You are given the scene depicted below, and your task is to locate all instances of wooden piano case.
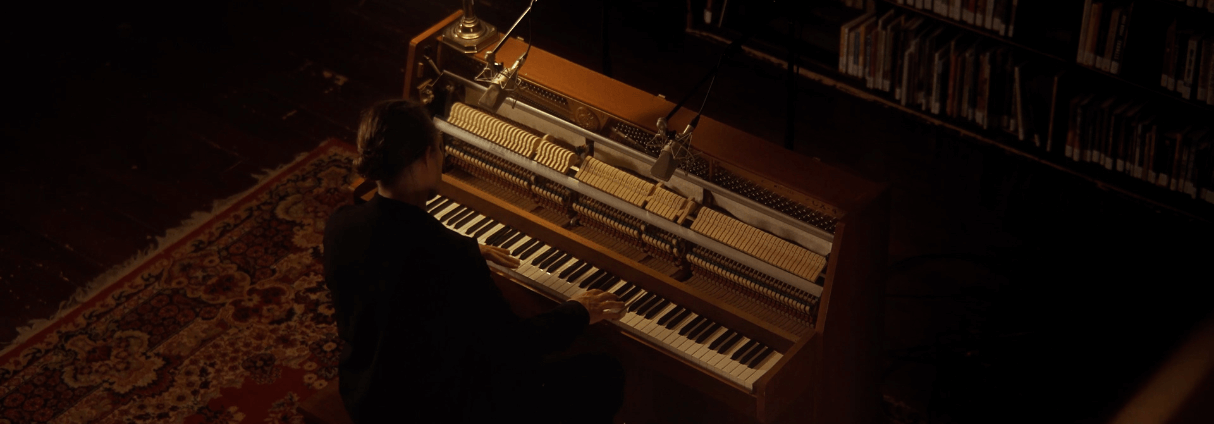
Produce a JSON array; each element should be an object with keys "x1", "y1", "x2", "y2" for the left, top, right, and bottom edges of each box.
[{"x1": 398, "y1": 11, "x2": 890, "y2": 424}]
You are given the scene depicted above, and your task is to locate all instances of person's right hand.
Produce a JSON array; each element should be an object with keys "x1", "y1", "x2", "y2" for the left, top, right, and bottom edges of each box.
[{"x1": 570, "y1": 289, "x2": 626, "y2": 325}]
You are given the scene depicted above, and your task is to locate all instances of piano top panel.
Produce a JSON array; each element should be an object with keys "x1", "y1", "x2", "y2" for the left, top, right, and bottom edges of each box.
[{"x1": 486, "y1": 38, "x2": 886, "y2": 216}]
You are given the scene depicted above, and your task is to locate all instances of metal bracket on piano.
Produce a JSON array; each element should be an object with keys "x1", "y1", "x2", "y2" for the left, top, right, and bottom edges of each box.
[
  {"x1": 442, "y1": 71, "x2": 834, "y2": 256},
  {"x1": 437, "y1": 118, "x2": 824, "y2": 297}
]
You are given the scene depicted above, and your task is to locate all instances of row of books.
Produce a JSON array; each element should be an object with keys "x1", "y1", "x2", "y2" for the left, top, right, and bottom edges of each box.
[
  {"x1": 1065, "y1": 95, "x2": 1213, "y2": 203},
  {"x1": 839, "y1": 9, "x2": 1061, "y2": 146},
  {"x1": 892, "y1": 0, "x2": 1021, "y2": 37},
  {"x1": 1161, "y1": 21, "x2": 1214, "y2": 103},
  {"x1": 1075, "y1": 0, "x2": 1133, "y2": 75},
  {"x1": 1169, "y1": 0, "x2": 1214, "y2": 12}
]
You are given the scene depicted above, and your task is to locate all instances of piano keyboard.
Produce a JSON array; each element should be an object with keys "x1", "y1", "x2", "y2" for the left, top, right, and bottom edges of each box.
[{"x1": 425, "y1": 194, "x2": 784, "y2": 390}]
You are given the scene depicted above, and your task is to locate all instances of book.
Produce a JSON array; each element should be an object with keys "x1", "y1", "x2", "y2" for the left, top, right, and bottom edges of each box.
[
  {"x1": 872, "y1": 10, "x2": 897, "y2": 90},
  {"x1": 952, "y1": 0, "x2": 963, "y2": 20},
  {"x1": 976, "y1": 48, "x2": 992, "y2": 129},
  {"x1": 1174, "y1": 29, "x2": 1192, "y2": 96},
  {"x1": 1198, "y1": 38, "x2": 1213, "y2": 103},
  {"x1": 1066, "y1": 93, "x2": 1096, "y2": 160},
  {"x1": 963, "y1": 0, "x2": 976, "y2": 24},
  {"x1": 839, "y1": 12, "x2": 872, "y2": 73},
  {"x1": 1006, "y1": 0, "x2": 1020, "y2": 37},
  {"x1": 1109, "y1": 2, "x2": 1131, "y2": 75},
  {"x1": 1083, "y1": 2, "x2": 1104, "y2": 66},
  {"x1": 1181, "y1": 31, "x2": 1202, "y2": 99},
  {"x1": 993, "y1": 0, "x2": 1009, "y2": 36},
  {"x1": 1077, "y1": 0, "x2": 1094, "y2": 64},
  {"x1": 1098, "y1": 6, "x2": 1122, "y2": 72},
  {"x1": 1094, "y1": 4, "x2": 1116, "y2": 71},
  {"x1": 983, "y1": 0, "x2": 995, "y2": 29},
  {"x1": 1162, "y1": 19, "x2": 1178, "y2": 90}
]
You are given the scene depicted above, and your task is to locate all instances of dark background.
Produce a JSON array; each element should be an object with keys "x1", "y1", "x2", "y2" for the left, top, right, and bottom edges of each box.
[{"x1": 1, "y1": 1, "x2": 1211, "y2": 423}]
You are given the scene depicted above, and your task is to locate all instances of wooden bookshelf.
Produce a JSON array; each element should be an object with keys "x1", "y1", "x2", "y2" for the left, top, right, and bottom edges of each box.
[
  {"x1": 881, "y1": 0, "x2": 1214, "y2": 115},
  {"x1": 686, "y1": 1, "x2": 1214, "y2": 223}
]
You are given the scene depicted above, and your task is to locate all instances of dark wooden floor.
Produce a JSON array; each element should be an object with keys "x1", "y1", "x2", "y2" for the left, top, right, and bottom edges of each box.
[{"x1": 3, "y1": 0, "x2": 1212, "y2": 423}]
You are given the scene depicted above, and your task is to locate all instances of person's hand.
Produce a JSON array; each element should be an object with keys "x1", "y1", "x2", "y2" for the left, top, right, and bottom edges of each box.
[
  {"x1": 570, "y1": 289, "x2": 626, "y2": 325},
  {"x1": 480, "y1": 244, "x2": 521, "y2": 269}
]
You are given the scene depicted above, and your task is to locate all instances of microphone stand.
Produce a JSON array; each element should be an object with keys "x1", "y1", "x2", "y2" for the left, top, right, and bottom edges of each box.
[{"x1": 474, "y1": 0, "x2": 537, "y2": 110}]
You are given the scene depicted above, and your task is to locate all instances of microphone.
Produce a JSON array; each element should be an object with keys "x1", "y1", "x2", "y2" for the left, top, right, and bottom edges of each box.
[
  {"x1": 477, "y1": 52, "x2": 527, "y2": 111},
  {"x1": 650, "y1": 118, "x2": 697, "y2": 182}
]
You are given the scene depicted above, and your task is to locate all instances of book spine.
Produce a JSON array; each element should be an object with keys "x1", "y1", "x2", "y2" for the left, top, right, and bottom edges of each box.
[
  {"x1": 1084, "y1": 3, "x2": 1103, "y2": 66},
  {"x1": 963, "y1": 0, "x2": 976, "y2": 24},
  {"x1": 977, "y1": 51, "x2": 990, "y2": 128},
  {"x1": 1077, "y1": 0, "x2": 1092, "y2": 63},
  {"x1": 1182, "y1": 36, "x2": 1200, "y2": 99},
  {"x1": 1198, "y1": 39, "x2": 1213, "y2": 102},
  {"x1": 993, "y1": 0, "x2": 1008, "y2": 36},
  {"x1": 1110, "y1": 6, "x2": 1128, "y2": 75},
  {"x1": 1163, "y1": 20, "x2": 1177, "y2": 90},
  {"x1": 1007, "y1": 0, "x2": 1019, "y2": 37},
  {"x1": 1095, "y1": 6, "x2": 1115, "y2": 71},
  {"x1": 840, "y1": 21, "x2": 850, "y2": 73}
]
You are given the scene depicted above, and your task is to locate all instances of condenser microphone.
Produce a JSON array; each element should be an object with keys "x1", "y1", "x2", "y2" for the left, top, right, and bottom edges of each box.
[
  {"x1": 477, "y1": 52, "x2": 527, "y2": 111},
  {"x1": 650, "y1": 118, "x2": 696, "y2": 182}
]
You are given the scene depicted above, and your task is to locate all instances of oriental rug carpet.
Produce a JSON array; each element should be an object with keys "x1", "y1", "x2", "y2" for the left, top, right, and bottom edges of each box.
[{"x1": 1, "y1": 139, "x2": 358, "y2": 424}]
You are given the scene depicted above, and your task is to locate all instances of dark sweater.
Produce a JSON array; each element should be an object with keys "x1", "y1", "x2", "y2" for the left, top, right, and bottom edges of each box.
[{"x1": 323, "y1": 194, "x2": 589, "y2": 423}]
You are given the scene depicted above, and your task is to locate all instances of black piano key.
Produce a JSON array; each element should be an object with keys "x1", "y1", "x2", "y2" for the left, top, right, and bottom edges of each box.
[
  {"x1": 694, "y1": 323, "x2": 722, "y2": 343},
  {"x1": 592, "y1": 274, "x2": 621, "y2": 290},
  {"x1": 739, "y1": 344, "x2": 765, "y2": 365},
  {"x1": 578, "y1": 269, "x2": 608, "y2": 288},
  {"x1": 447, "y1": 208, "x2": 475, "y2": 226},
  {"x1": 427, "y1": 198, "x2": 451, "y2": 214},
  {"x1": 540, "y1": 252, "x2": 566, "y2": 271},
  {"x1": 453, "y1": 211, "x2": 480, "y2": 229},
  {"x1": 543, "y1": 252, "x2": 571, "y2": 272},
  {"x1": 665, "y1": 309, "x2": 692, "y2": 329},
  {"x1": 485, "y1": 226, "x2": 512, "y2": 246},
  {"x1": 629, "y1": 293, "x2": 656, "y2": 312},
  {"x1": 565, "y1": 262, "x2": 594, "y2": 282},
  {"x1": 533, "y1": 248, "x2": 559, "y2": 268},
  {"x1": 439, "y1": 205, "x2": 466, "y2": 222},
  {"x1": 519, "y1": 242, "x2": 547, "y2": 260},
  {"x1": 581, "y1": 272, "x2": 608, "y2": 290},
  {"x1": 711, "y1": 331, "x2": 738, "y2": 352},
  {"x1": 558, "y1": 260, "x2": 586, "y2": 279},
  {"x1": 633, "y1": 294, "x2": 661, "y2": 315},
  {"x1": 685, "y1": 319, "x2": 713, "y2": 340},
  {"x1": 509, "y1": 236, "x2": 538, "y2": 255},
  {"x1": 679, "y1": 316, "x2": 706, "y2": 336},
  {"x1": 748, "y1": 347, "x2": 774, "y2": 368},
  {"x1": 465, "y1": 216, "x2": 492, "y2": 234},
  {"x1": 618, "y1": 286, "x2": 642, "y2": 302},
  {"x1": 730, "y1": 340, "x2": 757, "y2": 360},
  {"x1": 472, "y1": 220, "x2": 498, "y2": 239},
  {"x1": 642, "y1": 299, "x2": 670, "y2": 319},
  {"x1": 551, "y1": 255, "x2": 578, "y2": 273},
  {"x1": 498, "y1": 231, "x2": 526, "y2": 249},
  {"x1": 612, "y1": 282, "x2": 634, "y2": 296},
  {"x1": 657, "y1": 306, "x2": 684, "y2": 326}
]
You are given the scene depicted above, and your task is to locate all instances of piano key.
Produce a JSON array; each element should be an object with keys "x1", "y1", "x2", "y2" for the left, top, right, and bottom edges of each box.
[
  {"x1": 564, "y1": 261, "x2": 595, "y2": 283},
  {"x1": 590, "y1": 275, "x2": 621, "y2": 292},
  {"x1": 713, "y1": 332, "x2": 741, "y2": 354},
  {"x1": 533, "y1": 248, "x2": 561, "y2": 270},
  {"x1": 632, "y1": 295, "x2": 661, "y2": 316},
  {"x1": 452, "y1": 209, "x2": 480, "y2": 228},
  {"x1": 740, "y1": 345, "x2": 767, "y2": 368},
  {"x1": 557, "y1": 260, "x2": 587, "y2": 279},
  {"x1": 657, "y1": 306, "x2": 685, "y2": 327},
  {"x1": 547, "y1": 253, "x2": 576, "y2": 273},
  {"x1": 510, "y1": 237, "x2": 538, "y2": 255},
  {"x1": 439, "y1": 205, "x2": 468, "y2": 222},
  {"x1": 684, "y1": 318, "x2": 713, "y2": 340},
  {"x1": 694, "y1": 323, "x2": 723, "y2": 344},
  {"x1": 464, "y1": 216, "x2": 493, "y2": 235},
  {"x1": 611, "y1": 281, "x2": 634, "y2": 296},
  {"x1": 474, "y1": 222, "x2": 502, "y2": 241},
  {"x1": 663, "y1": 313, "x2": 701, "y2": 346},
  {"x1": 485, "y1": 226, "x2": 513, "y2": 246},
  {"x1": 743, "y1": 352, "x2": 783, "y2": 386},
  {"x1": 640, "y1": 302, "x2": 676, "y2": 333},
  {"x1": 731, "y1": 340, "x2": 758, "y2": 362},
  {"x1": 711, "y1": 336, "x2": 750, "y2": 369},
  {"x1": 426, "y1": 197, "x2": 451, "y2": 213},
  {"x1": 643, "y1": 299, "x2": 671, "y2": 320},
  {"x1": 679, "y1": 316, "x2": 706, "y2": 336},
  {"x1": 691, "y1": 327, "x2": 728, "y2": 359},
  {"x1": 519, "y1": 242, "x2": 547, "y2": 260}
]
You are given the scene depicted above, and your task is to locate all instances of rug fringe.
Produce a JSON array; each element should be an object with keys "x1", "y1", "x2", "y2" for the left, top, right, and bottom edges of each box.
[{"x1": 1, "y1": 142, "x2": 331, "y2": 357}]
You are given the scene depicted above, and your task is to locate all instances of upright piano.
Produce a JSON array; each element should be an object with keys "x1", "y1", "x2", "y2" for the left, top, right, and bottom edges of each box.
[{"x1": 374, "y1": 11, "x2": 889, "y2": 424}]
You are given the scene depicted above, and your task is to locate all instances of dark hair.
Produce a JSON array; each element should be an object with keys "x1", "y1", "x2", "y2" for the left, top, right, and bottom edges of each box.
[{"x1": 354, "y1": 99, "x2": 439, "y2": 182}]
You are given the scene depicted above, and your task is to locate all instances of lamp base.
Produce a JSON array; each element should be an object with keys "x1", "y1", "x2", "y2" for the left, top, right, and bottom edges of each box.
[{"x1": 441, "y1": 14, "x2": 498, "y2": 54}]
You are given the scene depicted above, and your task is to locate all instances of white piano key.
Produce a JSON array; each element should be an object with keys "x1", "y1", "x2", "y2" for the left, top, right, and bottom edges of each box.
[
  {"x1": 719, "y1": 339, "x2": 751, "y2": 374},
  {"x1": 693, "y1": 328, "x2": 729, "y2": 360},
  {"x1": 662, "y1": 314, "x2": 697, "y2": 345}
]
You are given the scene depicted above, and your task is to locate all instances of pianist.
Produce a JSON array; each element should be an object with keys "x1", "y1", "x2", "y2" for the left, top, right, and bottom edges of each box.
[{"x1": 324, "y1": 99, "x2": 627, "y2": 424}]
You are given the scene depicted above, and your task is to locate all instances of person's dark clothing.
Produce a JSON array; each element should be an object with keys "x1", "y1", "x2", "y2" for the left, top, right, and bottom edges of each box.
[{"x1": 323, "y1": 194, "x2": 604, "y2": 423}]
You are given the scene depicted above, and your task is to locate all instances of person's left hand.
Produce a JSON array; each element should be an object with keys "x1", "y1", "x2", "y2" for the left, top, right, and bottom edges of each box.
[{"x1": 480, "y1": 244, "x2": 521, "y2": 269}]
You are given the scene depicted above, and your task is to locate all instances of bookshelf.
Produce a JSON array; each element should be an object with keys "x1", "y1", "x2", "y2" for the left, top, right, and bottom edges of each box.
[{"x1": 687, "y1": 0, "x2": 1214, "y2": 222}]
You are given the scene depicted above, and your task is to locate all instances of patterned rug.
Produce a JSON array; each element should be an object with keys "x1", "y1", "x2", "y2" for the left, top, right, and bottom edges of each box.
[{"x1": 1, "y1": 140, "x2": 358, "y2": 424}]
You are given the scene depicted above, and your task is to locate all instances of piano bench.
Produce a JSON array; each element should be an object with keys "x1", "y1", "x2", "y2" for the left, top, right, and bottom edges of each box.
[{"x1": 299, "y1": 381, "x2": 354, "y2": 424}]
